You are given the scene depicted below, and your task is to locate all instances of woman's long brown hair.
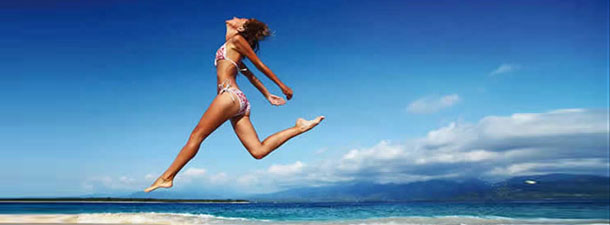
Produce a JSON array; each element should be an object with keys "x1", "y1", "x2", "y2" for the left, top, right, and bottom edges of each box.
[{"x1": 238, "y1": 19, "x2": 271, "y2": 52}]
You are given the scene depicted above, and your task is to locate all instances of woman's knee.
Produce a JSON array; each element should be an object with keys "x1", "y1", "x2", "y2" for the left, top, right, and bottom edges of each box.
[
  {"x1": 252, "y1": 153, "x2": 264, "y2": 160},
  {"x1": 248, "y1": 146, "x2": 266, "y2": 160},
  {"x1": 189, "y1": 126, "x2": 208, "y2": 142},
  {"x1": 186, "y1": 136, "x2": 203, "y2": 149}
]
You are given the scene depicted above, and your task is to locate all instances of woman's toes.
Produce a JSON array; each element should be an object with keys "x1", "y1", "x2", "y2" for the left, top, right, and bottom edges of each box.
[{"x1": 315, "y1": 116, "x2": 325, "y2": 124}]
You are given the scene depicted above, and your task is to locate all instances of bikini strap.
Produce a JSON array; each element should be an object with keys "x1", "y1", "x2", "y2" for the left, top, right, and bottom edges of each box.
[
  {"x1": 223, "y1": 43, "x2": 248, "y2": 72},
  {"x1": 227, "y1": 59, "x2": 248, "y2": 72},
  {"x1": 218, "y1": 79, "x2": 236, "y2": 102}
]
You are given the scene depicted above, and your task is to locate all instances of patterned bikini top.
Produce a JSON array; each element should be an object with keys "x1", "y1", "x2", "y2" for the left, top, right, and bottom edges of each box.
[{"x1": 214, "y1": 42, "x2": 247, "y2": 72}]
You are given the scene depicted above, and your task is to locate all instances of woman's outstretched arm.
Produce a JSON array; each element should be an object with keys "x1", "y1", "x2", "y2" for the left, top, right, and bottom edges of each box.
[
  {"x1": 238, "y1": 63, "x2": 286, "y2": 106},
  {"x1": 231, "y1": 35, "x2": 293, "y2": 100},
  {"x1": 238, "y1": 63, "x2": 270, "y2": 98}
]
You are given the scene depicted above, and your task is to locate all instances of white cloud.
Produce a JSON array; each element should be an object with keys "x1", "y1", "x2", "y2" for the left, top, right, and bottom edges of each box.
[
  {"x1": 489, "y1": 158, "x2": 609, "y2": 176},
  {"x1": 407, "y1": 94, "x2": 460, "y2": 114},
  {"x1": 183, "y1": 168, "x2": 206, "y2": 177},
  {"x1": 82, "y1": 175, "x2": 145, "y2": 192},
  {"x1": 174, "y1": 168, "x2": 208, "y2": 183},
  {"x1": 208, "y1": 172, "x2": 228, "y2": 184},
  {"x1": 478, "y1": 108, "x2": 605, "y2": 138},
  {"x1": 490, "y1": 63, "x2": 520, "y2": 76},
  {"x1": 236, "y1": 174, "x2": 258, "y2": 186},
  {"x1": 268, "y1": 161, "x2": 305, "y2": 176},
  {"x1": 119, "y1": 176, "x2": 136, "y2": 185},
  {"x1": 144, "y1": 174, "x2": 156, "y2": 181},
  {"x1": 314, "y1": 147, "x2": 329, "y2": 155},
  {"x1": 83, "y1": 167, "x2": 219, "y2": 193},
  {"x1": 232, "y1": 161, "x2": 312, "y2": 193}
]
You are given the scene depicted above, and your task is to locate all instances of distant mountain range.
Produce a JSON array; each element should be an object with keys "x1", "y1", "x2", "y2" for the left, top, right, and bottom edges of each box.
[
  {"x1": 245, "y1": 174, "x2": 610, "y2": 202},
  {"x1": 90, "y1": 173, "x2": 609, "y2": 202}
]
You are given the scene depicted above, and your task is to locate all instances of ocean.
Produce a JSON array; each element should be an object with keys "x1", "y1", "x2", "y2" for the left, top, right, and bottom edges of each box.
[{"x1": 0, "y1": 201, "x2": 608, "y2": 224}]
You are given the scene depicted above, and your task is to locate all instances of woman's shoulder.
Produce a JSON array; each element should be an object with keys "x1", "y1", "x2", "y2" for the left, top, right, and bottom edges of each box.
[
  {"x1": 227, "y1": 35, "x2": 249, "y2": 47},
  {"x1": 228, "y1": 34, "x2": 246, "y2": 42}
]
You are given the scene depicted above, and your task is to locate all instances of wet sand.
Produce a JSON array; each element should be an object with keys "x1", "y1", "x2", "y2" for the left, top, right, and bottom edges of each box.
[{"x1": 0, "y1": 224, "x2": 145, "y2": 225}]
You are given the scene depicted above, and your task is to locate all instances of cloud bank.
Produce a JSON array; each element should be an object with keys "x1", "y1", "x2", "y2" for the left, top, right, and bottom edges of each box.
[
  {"x1": 490, "y1": 63, "x2": 520, "y2": 76},
  {"x1": 84, "y1": 108, "x2": 609, "y2": 194},
  {"x1": 235, "y1": 108, "x2": 609, "y2": 192}
]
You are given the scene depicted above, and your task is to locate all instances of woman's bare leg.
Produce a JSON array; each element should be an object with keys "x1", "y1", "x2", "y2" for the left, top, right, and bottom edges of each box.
[
  {"x1": 144, "y1": 93, "x2": 240, "y2": 192},
  {"x1": 231, "y1": 114, "x2": 324, "y2": 159}
]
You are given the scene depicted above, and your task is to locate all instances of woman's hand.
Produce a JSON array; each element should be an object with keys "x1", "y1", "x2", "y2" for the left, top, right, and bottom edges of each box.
[
  {"x1": 267, "y1": 94, "x2": 286, "y2": 106},
  {"x1": 282, "y1": 86, "x2": 293, "y2": 100}
]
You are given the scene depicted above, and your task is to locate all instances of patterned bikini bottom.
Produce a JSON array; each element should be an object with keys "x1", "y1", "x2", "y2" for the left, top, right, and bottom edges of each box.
[{"x1": 218, "y1": 80, "x2": 251, "y2": 118}]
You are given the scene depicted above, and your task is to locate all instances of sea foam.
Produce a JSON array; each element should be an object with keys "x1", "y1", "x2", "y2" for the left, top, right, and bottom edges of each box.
[{"x1": 0, "y1": 213, "x2": 607, "y2": 225}]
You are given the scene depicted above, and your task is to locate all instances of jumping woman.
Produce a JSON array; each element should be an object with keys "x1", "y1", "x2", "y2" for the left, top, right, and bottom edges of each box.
[{"x1": 144, "y1": 17, "x2": 324, "y2": 192}]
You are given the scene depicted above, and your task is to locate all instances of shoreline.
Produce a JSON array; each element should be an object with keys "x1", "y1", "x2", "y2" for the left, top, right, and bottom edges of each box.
[
  {"x1": 0, "y1": 200, "x2": 250, "y2": 204},
  {"x1": 0, "y1": 213, "x2": 608, "y2": 225},
  {"x1": 0, "y1": 198, "x2": 249, "y2": 204},
  {"x1": 0, "y1": 224, "x2": 148, "y2": 225}
]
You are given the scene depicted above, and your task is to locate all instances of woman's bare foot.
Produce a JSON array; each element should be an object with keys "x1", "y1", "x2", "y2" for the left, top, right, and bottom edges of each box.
[
  {"x1": 295, "y1": 116, "x2": 325, "y2": 133},
  {"x1": 144, "y1": 176, "x2": 173, "y2": 193}
]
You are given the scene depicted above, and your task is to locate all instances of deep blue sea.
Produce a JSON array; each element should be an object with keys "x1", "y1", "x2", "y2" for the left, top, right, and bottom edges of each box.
[{"x1": 1, "y1": 201, "x2": 608, "y2": 224}]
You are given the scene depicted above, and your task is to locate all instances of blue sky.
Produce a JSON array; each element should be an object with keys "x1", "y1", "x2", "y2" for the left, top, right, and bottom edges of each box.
[{"x1": 1, "y1": 0, "x2": 608, "y2": 197}]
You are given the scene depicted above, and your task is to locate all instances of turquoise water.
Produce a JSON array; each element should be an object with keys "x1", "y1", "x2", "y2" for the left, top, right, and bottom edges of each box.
[{"x1": 0, "y1": 201, "x2": 608, "y2": 224}]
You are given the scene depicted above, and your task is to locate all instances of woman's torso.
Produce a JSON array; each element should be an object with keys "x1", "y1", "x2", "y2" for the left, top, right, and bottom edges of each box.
[{"x1": 214, "y1": 41, "x2": 243, "y2": 93}]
